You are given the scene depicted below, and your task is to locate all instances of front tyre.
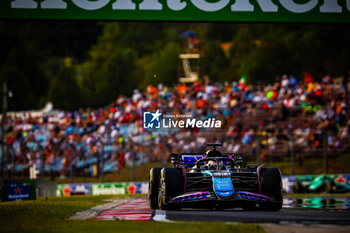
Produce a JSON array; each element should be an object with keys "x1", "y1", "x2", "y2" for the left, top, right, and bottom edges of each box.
[
  {"x1": 158, "y1": 167, "x2": 184, "y2": 210},
  {"x1": 259, "y1": 167, "x2": 283, "y2": 211},
  {"x1": 149, "y1": 167, "x2": 162, "y2": 209}
]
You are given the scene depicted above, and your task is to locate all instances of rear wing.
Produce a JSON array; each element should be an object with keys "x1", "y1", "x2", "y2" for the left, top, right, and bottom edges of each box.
[{"x1": 170, "y1": 153, "x2": 235, "y2": 167}]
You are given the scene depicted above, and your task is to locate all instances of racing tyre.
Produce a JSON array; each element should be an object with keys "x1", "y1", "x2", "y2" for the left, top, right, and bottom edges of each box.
[
  {"x1": 158, "y1": 167, "x2": 184, "y2": 210},
  {"x1": 259, "y1": 167, "x2": 283, "y2": 211},
  {"x1": 149, "y1": 167, "x2": 162, "y2": 209}
]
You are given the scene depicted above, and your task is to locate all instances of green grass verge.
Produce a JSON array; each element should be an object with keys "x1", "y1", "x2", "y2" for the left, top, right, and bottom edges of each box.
[{"x1": 0, "y1": 195, "x2": 266, "y2": 233}]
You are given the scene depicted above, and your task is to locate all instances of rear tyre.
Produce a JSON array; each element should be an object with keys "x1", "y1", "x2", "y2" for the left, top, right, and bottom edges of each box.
[
  {"x1": 158, "y1": 167, "x2": 184, "y2": 210},
  {"x1": 149, "y1": 167, "x2": 162, "y2": 209},
  {"x1": 259, "y1": 167, "x2": 283, "y2": 211}
]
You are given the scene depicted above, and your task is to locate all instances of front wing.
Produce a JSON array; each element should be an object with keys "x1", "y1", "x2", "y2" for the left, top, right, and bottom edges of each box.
[{"x1": 168, "y1": 191, "x2": 276, "y2": 209}]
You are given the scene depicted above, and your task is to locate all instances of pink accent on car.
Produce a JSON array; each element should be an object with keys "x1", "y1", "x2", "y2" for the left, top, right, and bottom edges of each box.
[
  {"x1": 257, "y1": 164, "x2": 265, "y2": 193},
  {"x1": 174, "y1": 191, "x2": 210, "y2": 199},
  {"x1": 238, "y1": 191, "x2": 272, "y2": 200},
  {"x1": 178, "y1": 164, "x2": 187, "y2": 192}
]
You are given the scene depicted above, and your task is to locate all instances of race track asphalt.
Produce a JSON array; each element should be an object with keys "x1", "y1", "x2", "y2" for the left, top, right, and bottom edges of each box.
[
  {"x1": 78, "y1": 197, "x2": 350, "y2": 225},
  {"x1": 157, "y1": 208, "x2": 350, "y2": 225}
]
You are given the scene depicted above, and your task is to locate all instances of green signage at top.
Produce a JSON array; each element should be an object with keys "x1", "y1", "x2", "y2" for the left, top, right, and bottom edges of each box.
[{"x1": 1, "y1": 0, "x2": 350, "y2": 23}]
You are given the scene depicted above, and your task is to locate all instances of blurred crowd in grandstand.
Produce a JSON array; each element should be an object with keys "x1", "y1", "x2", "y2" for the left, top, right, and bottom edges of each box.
[{"x1": 1, "y1": 72, "x2": 349, "y2": 179}]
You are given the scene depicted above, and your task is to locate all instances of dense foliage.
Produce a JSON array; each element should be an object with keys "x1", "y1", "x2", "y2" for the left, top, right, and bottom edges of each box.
[{"x1": 1, "y1": 21, "x2": 349, "y2": 110}]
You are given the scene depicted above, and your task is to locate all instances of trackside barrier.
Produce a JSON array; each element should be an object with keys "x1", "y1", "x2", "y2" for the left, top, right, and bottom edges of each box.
[
  {"x1": 56, "y1": 174, "x2": 350, "y2": 196},
  {"x1": 56, "y1": 182, "x2": 148, "y2": 196},
  {"x1": 1, "y1": 179, "x2": 38, "y2": 202}
]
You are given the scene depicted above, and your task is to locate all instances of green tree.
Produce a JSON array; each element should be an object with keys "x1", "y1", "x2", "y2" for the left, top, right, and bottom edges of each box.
[
  {"x1": 203, "y1": 40, "x2": 228, "y2": 82},
  {"x1": 47, "y1": 60, "x2": 81, "y2": 111},
  {"x1": 284, "y1": 25, "x2": 350, "y2": 79},
  {"x1": 239, "y1": 26, "x2": 296, "y2": 84},
  {"x1": 227, "y1": 24, "x2": 350, "y2": 84},
  {"x1": 140, "y1": 42, "x2": 180, "y2": 89},
  {"x1": 0, "y1": 21, "x2": 101, "y2": 110},
  {"x1": 0, "y1": 43, "x2": 48, "y2": 110},
  {"x1": 228, "y1": 26, "x2": 259, "y2": 82},
  {"x1": 81, "y1": 47, "x2": 137, "y2": 107}
]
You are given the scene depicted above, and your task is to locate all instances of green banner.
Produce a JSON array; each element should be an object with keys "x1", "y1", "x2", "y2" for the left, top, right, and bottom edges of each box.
[
  {"x1": 1, "y1": 0, "x2": 350, "y2": 23},
  {"x1": 91, "y1": 183, "x2": 128, "y2": 195},
  {"x1": 56, "y1": 182, "x2": 148, "y2": 196}
]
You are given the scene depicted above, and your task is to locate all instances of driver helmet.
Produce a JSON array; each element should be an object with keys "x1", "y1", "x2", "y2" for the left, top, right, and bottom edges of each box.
[
  {"x1": 206, "y1": 160, "x2": 227, "y2": 170},
  {"x1": 206, "y1": 160, "x2": 217, "y2": 170}
]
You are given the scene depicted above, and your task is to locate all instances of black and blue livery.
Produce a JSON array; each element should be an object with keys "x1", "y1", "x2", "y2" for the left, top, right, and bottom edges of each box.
[{"x1": 149, "y1": 144, "x2": 283, "y2": 211}]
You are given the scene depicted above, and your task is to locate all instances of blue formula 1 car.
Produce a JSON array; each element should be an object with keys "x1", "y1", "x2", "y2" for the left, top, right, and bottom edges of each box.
[{"x1": 149, "y1": 144, "x2": 283, "y2": 211}]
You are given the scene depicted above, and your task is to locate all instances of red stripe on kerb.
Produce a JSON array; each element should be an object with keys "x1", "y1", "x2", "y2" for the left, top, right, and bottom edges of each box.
[{"x1": 93, "y1": 198, "x2": 152, "y2": 221}]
